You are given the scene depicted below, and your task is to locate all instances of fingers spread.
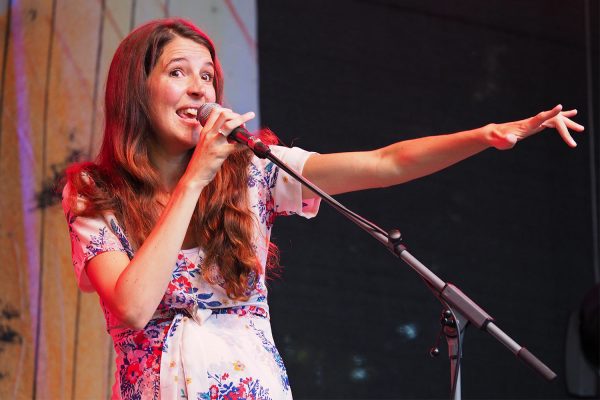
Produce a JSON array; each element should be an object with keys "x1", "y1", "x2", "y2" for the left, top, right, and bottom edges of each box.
[
  {"x1": 561, "y1": 109, "x2": 578, "y2": 118},
  {"x1": 555, "y1": 117, "x2": 577, "y2": 147},
  {"x1": 564, "y1": 118, "x2": 585, "y2": 132},
  {"x1": 529, "y1": 104, "x2": 562, "y2": 129}
]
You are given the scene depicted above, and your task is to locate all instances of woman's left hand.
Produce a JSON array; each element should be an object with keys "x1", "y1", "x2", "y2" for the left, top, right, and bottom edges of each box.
[{"x1": 488, "y1": 104, "x2": 585, "y2": 150}]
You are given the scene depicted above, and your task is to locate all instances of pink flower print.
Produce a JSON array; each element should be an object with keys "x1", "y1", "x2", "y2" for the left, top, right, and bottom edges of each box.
[
  {"x1": 145, "y1": 353, "x2": 157, "y2": 370},
  {"x1": 125, "y1": 362, "x2": 141, "y2": 384},
  {"x1": 171, "y1": 276, "x2": 192, "y2": 293},
  {"x1": 166, "y1": 281, "x2": 178, "y2": 295},
  {"x1": 209, "y1": 384, "x2": 219, "y2": 400},
  {"x1": 130, "y1": 349, "x2": 147, "y2": 363},
  {"x1": 132, "y1": 330, "x2": 147, "y2": 346}
]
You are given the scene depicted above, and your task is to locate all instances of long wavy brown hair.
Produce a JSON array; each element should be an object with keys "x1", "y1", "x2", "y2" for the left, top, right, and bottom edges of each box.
[{"x1": 65, "y1": 18, "x2": 278, "y2": 300}]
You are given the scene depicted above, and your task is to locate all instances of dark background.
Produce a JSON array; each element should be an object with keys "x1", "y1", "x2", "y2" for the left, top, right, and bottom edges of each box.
[{"x1": 257, "y1": 0, "x2": 599, "y2": 399}]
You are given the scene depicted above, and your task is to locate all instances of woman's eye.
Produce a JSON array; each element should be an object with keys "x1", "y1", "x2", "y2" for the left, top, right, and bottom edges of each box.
[
  {"x1": 201, "y1": 72, "x2": 214, "y2": 82},
  {"x1": 169, "y1": 69, "x2": 183, "y2": 77}
]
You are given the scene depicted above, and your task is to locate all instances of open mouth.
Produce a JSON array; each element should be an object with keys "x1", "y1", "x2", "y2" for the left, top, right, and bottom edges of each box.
[{"x1": 176, "y1": 107, "x2": 199, "y2": 120}]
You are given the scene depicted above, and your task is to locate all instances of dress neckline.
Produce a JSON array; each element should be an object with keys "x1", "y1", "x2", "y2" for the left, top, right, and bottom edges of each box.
[{"x1": 180, "y1": 247, "x2": 200, "y2": 255}]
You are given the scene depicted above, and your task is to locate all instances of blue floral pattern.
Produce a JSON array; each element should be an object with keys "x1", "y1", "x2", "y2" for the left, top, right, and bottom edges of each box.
[
  {"x1": 109, "y1": 218, "x2": 134, "y2": 258},
  {"x1": 249, "y1": 320, "x2": 290, "y2": 390}
]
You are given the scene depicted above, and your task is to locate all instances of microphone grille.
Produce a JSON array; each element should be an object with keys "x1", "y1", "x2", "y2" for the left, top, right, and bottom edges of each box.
[{"x1": 197, "y1": 102, "x2": 219, "y2": 125}]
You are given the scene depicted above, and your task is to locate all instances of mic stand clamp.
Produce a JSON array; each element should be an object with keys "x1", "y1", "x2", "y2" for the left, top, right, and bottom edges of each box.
[{"x1": 438, "y1": 307, "x2": 468, "y2": 400}]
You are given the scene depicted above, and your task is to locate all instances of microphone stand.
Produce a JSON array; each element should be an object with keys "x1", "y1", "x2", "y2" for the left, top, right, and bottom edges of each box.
[{"x1": 249, "y1": 143, "x2": 557, "y2": 399}]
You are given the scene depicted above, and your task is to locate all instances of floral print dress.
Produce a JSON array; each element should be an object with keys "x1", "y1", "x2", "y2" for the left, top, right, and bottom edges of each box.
[{"x1": 63, "y1": 146, "x2": 320, "y2": 400}]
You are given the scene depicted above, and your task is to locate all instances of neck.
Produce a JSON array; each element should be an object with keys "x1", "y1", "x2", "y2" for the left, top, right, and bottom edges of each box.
[{"x1": 149, "y1": 144, "x2": 190, "y2": 192}]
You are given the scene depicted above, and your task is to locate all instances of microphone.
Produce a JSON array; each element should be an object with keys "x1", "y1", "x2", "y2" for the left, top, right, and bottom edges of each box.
[{"x1": 197, "y1": 103, "x2": 270, "y2": 156}]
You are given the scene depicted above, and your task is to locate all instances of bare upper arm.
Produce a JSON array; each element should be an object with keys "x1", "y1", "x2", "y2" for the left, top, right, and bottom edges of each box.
[
  {"x1": 301, "y1": 150, "x2": 390, "y2": 198},
  {"x1": 85, "y1": 251, "x2": 131, "y2": 316}
]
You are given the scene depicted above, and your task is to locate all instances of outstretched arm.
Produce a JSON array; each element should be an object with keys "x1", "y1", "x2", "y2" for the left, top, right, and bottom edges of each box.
[{"x1": 302, "y1": 105, "x2": 584, "y2": 198}]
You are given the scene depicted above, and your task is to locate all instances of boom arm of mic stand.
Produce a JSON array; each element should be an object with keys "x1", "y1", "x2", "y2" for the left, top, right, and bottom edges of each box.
[
  {"x1": 257, "y1": 145, "x2": 557, "y2": 382},
  {"x1": 392, "y1": 236, "x2": 557, "y2": 381}
]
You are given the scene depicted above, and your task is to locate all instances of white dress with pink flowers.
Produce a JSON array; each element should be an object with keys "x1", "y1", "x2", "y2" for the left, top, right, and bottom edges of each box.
[{"x1": 63, "y1": 146, "x2": 320, "y2": 400}]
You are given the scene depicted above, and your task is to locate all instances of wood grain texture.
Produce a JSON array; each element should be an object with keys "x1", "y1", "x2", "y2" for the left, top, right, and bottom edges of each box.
[
  {"x1": 96, "y1": 3, "x2": 137, "y2": 397},
  {"x1": 88, "y1": 0, "x2": 133, "y2": 160},
  {"x1": 0, "y1": 0, "x2": 55, "y2": 398},
  {"x1": 37, "y1": 0, "x2": 103, "y2": 398}
]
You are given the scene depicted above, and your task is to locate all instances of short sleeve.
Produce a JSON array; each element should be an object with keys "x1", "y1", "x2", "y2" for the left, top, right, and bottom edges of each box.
[
  {"x1": 268, "y1": 145, "x2": 321, "y2": 218},
  {"x1": 62, "y1": 183, "x2": 131, "y2": 292}
]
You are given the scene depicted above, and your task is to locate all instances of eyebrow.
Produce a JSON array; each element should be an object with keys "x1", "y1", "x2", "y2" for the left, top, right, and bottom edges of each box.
[{"x1": 165, "y1": 58, "x2": 215, "y2": 69}]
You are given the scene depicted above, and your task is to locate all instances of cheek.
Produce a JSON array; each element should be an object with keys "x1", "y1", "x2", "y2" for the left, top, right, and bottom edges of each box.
[
  {"x1": 158, "y1": 83, "x2": 184, "y2": 106},
  {"x1": 148, "y1": 77, "x2": 183, "y2": 108},
  {"x1": 148, "y1": 86, "x2": 179, "y2": 128},
  {"x1": 207, "y1": 84, "x2": 217, "y2": 103}
]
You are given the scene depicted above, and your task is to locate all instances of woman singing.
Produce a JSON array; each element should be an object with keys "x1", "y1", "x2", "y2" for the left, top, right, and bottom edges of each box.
[{"x1": 62, "y1": 18, "x2": 583, "y2": 399}]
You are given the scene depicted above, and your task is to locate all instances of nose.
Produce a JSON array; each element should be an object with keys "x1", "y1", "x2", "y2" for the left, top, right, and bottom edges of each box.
[{"x1": 187, "y1": 76, "x2": 206, "y2": 98}]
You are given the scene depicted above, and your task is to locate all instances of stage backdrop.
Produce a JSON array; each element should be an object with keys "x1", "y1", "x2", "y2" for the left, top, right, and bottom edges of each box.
[
  {"x1": 0, "y1": 1, "x2": 258, "y2": 398},
  {"x1": 257, "y1": 0, "x2": 598, "y2": 399}
]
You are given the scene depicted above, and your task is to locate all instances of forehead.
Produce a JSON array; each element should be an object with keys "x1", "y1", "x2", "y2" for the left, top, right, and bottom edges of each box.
[{"x1": 158, "y1": 36, "x2": 213, "y2": 66}]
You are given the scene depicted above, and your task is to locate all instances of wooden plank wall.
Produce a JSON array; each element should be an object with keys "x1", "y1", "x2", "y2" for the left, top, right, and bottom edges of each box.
[{"x1": 0, "y1": 1, "x2": 257, "y2": 398}]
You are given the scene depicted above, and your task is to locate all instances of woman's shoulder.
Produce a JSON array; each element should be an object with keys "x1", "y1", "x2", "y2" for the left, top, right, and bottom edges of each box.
[
  {"x1": 64, "y1": 161, "x2": 102, "y2": 190},
  {"x1": 62, "y1": 163, "x2": 133, "y2": 254},
  {"x1": 62, "y1": 162, "x2": 107, "y2": 215}
]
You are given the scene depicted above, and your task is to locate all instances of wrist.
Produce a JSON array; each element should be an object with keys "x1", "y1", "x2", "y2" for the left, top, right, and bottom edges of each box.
[
  {"x1": 176, "y1": 175, "x2": 207, "y2": 197},
  {"x1": 480, "y1": 123, "x2": 498, "y2": 149}
]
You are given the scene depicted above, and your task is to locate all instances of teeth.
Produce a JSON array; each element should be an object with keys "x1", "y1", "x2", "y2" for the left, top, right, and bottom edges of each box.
[{"x1": 177, "y1": 108, "x2": 198, "y2": 118}]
